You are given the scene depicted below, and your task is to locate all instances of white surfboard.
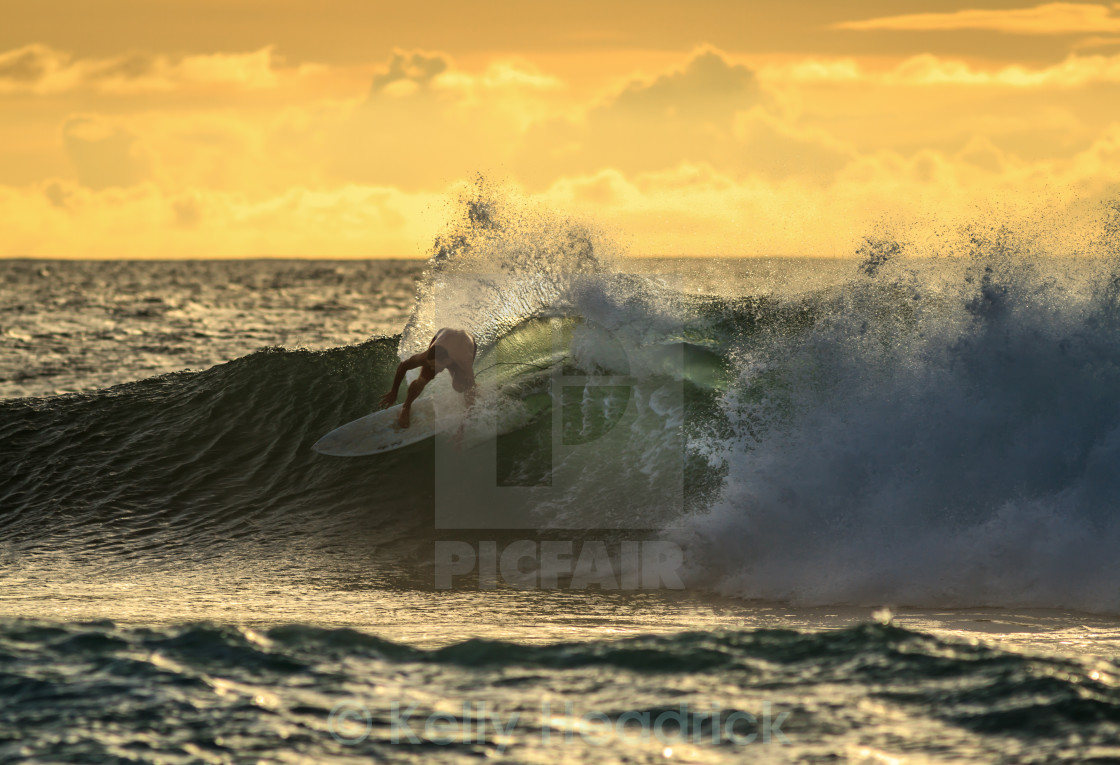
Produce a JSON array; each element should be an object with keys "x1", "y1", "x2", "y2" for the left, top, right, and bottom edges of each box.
[
  {"x1": 314, "y1": 352, "x2": 556, "y2": 457},
  {"x1": 312, "y1": 397, "x2": 449, "y2": 456},
  {"x1": 313, "y1": 387, "x2": 554, "y2": 457}
]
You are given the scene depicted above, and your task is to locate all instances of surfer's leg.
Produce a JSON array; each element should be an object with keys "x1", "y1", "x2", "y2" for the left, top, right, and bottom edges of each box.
[{"x1": 399, "y1": 376, "x2": 429, "y2": 428}]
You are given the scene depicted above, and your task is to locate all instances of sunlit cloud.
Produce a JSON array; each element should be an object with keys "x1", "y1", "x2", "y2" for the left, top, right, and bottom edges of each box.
[
  {"x1": 516, "y1": 48, "x2": 768, "y2": 185},
  {"x1": 324, "y1": 49, "x2": 566, "y2": 189},
  {"x1": 1, "y1": 34, "x2": 1119, "y2": 258},
  {"x1": 765, "y1": 51, "x2": 1120, "y2": 87},
  {"x1": 61, "y1": 115, "x2": 152, "y2": 189},
  {"x1": 6, "y1": 119, "x2": 1119, "y2": 259},
  {"x1": 835, "y1": 3, "x2": 1120, "y2": 35},
  {"x1": 0, "y1": 181, "x2": 445, "y2": 257},
  {"x1": 1073, "y1": 34, "x2": 1120, "y2": 48},
  {"x1": 0, "y1": 45, "x2": 301, "y2": 94}
]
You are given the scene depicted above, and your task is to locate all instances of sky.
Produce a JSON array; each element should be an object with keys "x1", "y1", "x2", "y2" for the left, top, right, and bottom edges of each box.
[{"x1": 3, "y1": 1, "x2": 1120, "y2": 257}]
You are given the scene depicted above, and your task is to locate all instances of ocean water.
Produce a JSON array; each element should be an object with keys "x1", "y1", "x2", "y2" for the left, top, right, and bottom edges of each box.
[{"x1": 5, "y1": 192, "x2": 1120, "y2": 762}]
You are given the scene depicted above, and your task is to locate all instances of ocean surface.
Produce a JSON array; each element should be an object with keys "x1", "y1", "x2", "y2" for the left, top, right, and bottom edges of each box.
[{"x1": 5, "y1": 195, "x2": 1120, "y2": 762}]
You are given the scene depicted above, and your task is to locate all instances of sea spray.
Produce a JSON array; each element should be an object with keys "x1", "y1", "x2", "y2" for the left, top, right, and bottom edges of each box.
[{"x1": 680, "y1": 203, "x2": 1120, "y2": 611}]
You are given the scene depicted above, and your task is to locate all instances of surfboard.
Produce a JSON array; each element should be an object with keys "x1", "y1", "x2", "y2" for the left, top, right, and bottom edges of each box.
[{"x1": 312, "y1": 397, "x2": 448, "y2": 456}]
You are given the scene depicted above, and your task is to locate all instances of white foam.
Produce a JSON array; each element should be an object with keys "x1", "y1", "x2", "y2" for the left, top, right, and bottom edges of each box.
[{"x1": 680, "y1": 232, "x2": 1120, "y2": 611}]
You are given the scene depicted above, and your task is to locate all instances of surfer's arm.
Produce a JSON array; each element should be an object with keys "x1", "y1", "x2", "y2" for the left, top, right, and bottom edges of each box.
[{"x1": 379, "y1": 352, "x2": 428, "y2": 408}]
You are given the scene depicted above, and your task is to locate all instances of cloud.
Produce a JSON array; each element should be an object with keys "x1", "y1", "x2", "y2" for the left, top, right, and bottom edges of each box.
[
  {"x1": 2, "y1": 47, "x2": 566, "y2": 198},
  {"x1": 765, "y1": 50, "x2": 1120, "y2": 87},
  {"x1": 543, "y1": 168, "x2": 644, "y2": 208},
  {"x1": 366, "y1": 48, "x2": 562, "y2": 101},
  {"x1": 0, "y1": 45, "x2": 54, "y2": 81},
  {"x1": 0, "y1": 181, "x2": 444, "y2": 257},
  {"x1": 4, "y1": 43, "x2": 1120, "y2": 258},
  {"x1": 0, "y1": 45, "x2": 289, "y2": 94},
  {"x1": 776, "y1": 58, "x2": 863, "y2": 83},
  {"x1": 323, "y1": 49, "x2": 563, "y2": 189},
  {"x1": 512, "y1": 48, "x2": 853, "y2": 186},
  {"x1": 364, "y1": 48, "x2": 563, "y2": 110},
  {"x1": 1073, "y1": 34, "x2": 1120, "y2": 48},
  {"x1": 835, "y1": 2, "x2": 1120, "y2": 35},
  {"x1": 1065, "y1": 122, "x2": 1120, "y2": 191},
  {"x1": 170, "y1": 192, "x2": 203, "y2": 228},
  {"x1": 610, "y1": 48, "x2": 762, "y2": 117},
  {"x1": 369, "y1": 50, "x2": 449, "y2": 96},
  {"x1": 733, "y1": 108, "x2": 853, "y2": 182},
  {"x1": 62, "y1": 115, "x2": 151, "y2": 189},
  {"x1": 890, "y1": 51, "x2": 1120, "y2": 86},
  {"x1": 516, "y1": 48, "x2": 776, "y2": 185},
  {"x1": 6, "y1": 123, "x2": 1120, "y2": 258},
  {"x1": 955, "y1": 136, "x2": 1015, "y2": 173},
  {"x1": 535, "y1": 123, "x2": 1120, "y2": 256}
]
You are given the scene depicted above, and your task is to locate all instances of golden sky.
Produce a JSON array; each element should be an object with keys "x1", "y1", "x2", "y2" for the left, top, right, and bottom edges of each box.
[{"x1": 3, "y1": 0, "x2": 1120, "y2": 257}]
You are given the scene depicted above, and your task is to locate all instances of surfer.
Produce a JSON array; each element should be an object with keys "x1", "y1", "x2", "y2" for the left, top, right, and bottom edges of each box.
[{"x1": 379, "y1": 328, "x2": 477, "y2": 428}]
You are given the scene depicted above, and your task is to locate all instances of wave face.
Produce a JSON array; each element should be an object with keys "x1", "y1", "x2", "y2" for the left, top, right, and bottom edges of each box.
[
  {"x1": 6, "y1": 184, "x2": 1120, "y2": 611},
  {"x1": 0, "y1": 339, "x2": 420, "y2": 554},
  {"x1": 2, "y1": 618, "x2": 1117, "y2": 763}
]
